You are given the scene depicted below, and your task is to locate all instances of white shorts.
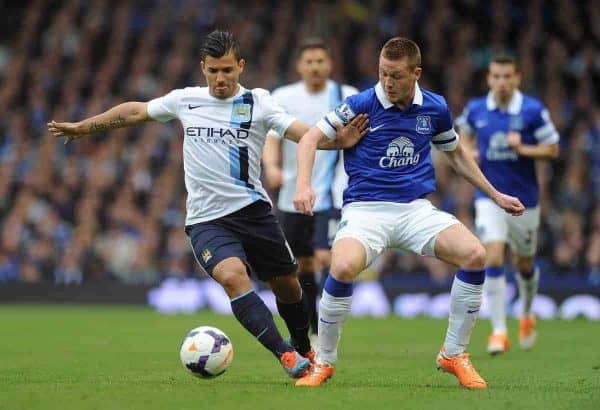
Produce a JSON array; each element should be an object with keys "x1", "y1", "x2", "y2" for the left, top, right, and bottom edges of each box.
[
  {"x1": 333, "y1": 199, "x2": 461, "y2": 266},
  {"x1": 474, "y1": 198, "x2": 540, "y2": 257}
]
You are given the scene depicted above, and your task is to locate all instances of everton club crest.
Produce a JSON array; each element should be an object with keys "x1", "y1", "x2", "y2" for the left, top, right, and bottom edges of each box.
[{"x1": 416, "y1": 115, "x2": 432, "y2": 134}]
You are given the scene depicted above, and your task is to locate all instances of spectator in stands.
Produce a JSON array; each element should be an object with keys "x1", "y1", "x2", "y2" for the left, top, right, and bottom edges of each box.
[{"x1": 0, "y1": 0, "x2": 599, "y2": 283}]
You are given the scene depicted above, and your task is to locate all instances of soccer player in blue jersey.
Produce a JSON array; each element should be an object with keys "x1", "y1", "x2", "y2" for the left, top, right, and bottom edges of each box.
[
  {"x1": 293, "y1": 37, "x2": 524, "y2": 389},
  {"x1": 263, "y1": 38, "x2": 359, "y2": 341},
  {"x1": 456, "y1": 56, "x2": 560, "y2": 355},
  {"x1": 48, "y1": 30, "x2": 368, "y2": 380}
]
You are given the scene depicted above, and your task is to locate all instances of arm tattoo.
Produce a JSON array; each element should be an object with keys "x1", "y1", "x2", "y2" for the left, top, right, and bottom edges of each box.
[{"x1": 89, "y1": 115, "x2": 127, "y2": 133}]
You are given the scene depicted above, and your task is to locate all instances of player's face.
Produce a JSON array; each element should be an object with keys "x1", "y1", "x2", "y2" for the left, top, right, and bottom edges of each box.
[
  {"x1": 378, "y1": 55, "x2": 422, "y2": 106},
  {"x1": 297, "y1": 48, "x2": 332, "y2": 90},
  {"x1": 487, "y1": 62, "x2": 520, "y2": 101},
  {"x1": 201, "y1": 52, "x2": 245, "y2": 99}
]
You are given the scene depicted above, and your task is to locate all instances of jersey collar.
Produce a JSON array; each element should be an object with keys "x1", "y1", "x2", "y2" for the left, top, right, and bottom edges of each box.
[
  {"x1": 375, "y1": 81, "x2": 423, "y2": 110},
  {"x1": 486, "y1": 90, "x2": 523, "y2": 114}
]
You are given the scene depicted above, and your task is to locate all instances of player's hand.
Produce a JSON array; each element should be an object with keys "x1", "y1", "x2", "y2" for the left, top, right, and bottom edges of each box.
[
  {"x1": 293, "y1": 185, "x2": 316, "y2": 216},
  {"x1": 47, "y1": 121, "x2": 85, "y2": 144},
  {"x1": 334, "y1": 114, "x2": 369, "y2": 148},
  {"x1": 506, "y1": 131, "x2": 522, "y2": 152},
  {"x1": 493, "y1": 192, "x2": 525, "y2": 216},
  {"x1": 264, "y1": 165, "x2": 283, "y2": 189}
]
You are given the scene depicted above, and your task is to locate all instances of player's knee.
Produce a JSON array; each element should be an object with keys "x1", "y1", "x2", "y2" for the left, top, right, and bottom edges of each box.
[
  {"x1": 219, "y1": 272, "x2": 250, "y2": 295},
  {"x1": 515, "y1": 257, "x2": 535, "y2": 275},
  {"x1": 463, "y1": 242, "x2": 487, "y2": 270},
  {"x1": 213, "y1": 259, "x2": 251, "y2": 296},
  {"x1": 330, "y1": 259, "x2": 359, "y2": 282}
]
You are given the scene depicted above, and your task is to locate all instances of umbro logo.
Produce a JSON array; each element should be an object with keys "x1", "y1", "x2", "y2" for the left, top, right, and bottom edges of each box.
[{"x1": 188, "y1": 104, "x2": 202, "y2": 110}]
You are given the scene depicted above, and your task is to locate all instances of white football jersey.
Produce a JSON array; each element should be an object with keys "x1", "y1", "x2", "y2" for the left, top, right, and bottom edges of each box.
[
  {"x1": 270, "y1": 80, "x2": 358, "y2": 212},
  {"x1": 147, "y1": 85, "x2": 295, "y2": 225}
]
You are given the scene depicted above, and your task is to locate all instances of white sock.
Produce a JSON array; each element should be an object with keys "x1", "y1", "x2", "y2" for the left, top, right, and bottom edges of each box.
[
  {"x1": 485, "y1": 275, "x2": 507, "y2": 334},
  {"x1": 316, "y1": 290, "x2": 352, "y2": 365},
  {"x1": 516, "y1": 267, "x2": 540, "y2": 317},
  {"x1": 444, "y1": 277, "x2": 483, "y2": 357}
]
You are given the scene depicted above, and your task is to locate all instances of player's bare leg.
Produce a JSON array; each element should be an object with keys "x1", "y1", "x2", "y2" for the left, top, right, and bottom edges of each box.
[
  {"x1": 484, "y1": 242, "x2": 511, "y2": 354},
  {"x1": 434, "y1": 224, "x2": 488, "y2": 389},
  {"x1": 213, "y1": 258, "x2": 309, "y2": 378},
  {"x1": 296, "y1": 238, "x2": 366, "y2": 387},
  {"x1": 514, "y1": 255, "x2": 538, "y2": 350}
]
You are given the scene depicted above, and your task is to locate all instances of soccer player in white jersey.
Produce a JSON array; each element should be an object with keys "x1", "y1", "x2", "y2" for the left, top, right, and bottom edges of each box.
[
  {"x1": 293, "y1": 38, "x2": 525, "y2": 389},
  {"x1": 263, "y1": 38, "x2": 359, "y2": 339},
  {"x1": 47, "y1": 30, "x2": 368, "y2": 380},
  {"x1": 456, "y1": 56, "x2": 560, "y2": 354}
]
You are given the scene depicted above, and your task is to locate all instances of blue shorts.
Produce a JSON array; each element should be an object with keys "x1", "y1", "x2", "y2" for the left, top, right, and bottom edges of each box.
[
  {"x1": 279, "y1": 208, "x2": 342, "y2": 257},
  {"x1": 185, "y1": 201, "x2": 297, "y2": 281}
]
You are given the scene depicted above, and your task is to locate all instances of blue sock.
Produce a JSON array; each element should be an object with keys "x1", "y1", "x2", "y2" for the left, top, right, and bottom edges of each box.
[
  {"x1": 323, "y1": 275, "x2": 353, "y2": 297},
  {"x1": 230, "y1": 290, "x2": 292, "y2": 358},
  {"x1": 486, "y1": 266, "x2": 504, "y2": 278},
  {"x1": 456, "y1": 269, "x2": 485, "y2": 285}
]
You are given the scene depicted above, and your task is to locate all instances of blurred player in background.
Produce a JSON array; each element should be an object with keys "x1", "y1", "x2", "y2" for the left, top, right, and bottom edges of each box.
[
  {"x1": 293, "y1": 37, "x2": 524, "y2": 389},
  {"x1": 456, "y1": 56, "x2": 560, "y2": 354},
  {"x1": 263, "y1": 38, "x2": 358, "y2": 340},
  {"x1": 48, "y1": 30, "x2": 368, "y2": 380}
]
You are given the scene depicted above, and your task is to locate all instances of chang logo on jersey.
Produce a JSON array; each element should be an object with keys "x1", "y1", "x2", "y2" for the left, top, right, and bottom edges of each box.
[
  {"x1": 485, "y1": 131, "x2": 518, "y2": 161},
  {"x1": 186, "y1": 127, "x2": 250, "y2": 140},
  {"x1": 379, "y1": 136, "x2": 420, "y2": 168}
]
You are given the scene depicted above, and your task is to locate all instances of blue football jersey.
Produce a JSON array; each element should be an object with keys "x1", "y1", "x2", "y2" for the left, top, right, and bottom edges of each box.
[
  {"x1": 316, "y1": 82, "x2": 459, "y2": 205},
  {"x1": 456, "y1": 91, "x2": 559, "y2": 208}
]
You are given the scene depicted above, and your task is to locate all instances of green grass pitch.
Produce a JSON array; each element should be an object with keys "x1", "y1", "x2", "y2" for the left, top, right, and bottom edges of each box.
[{"x1": 1, "y1": 305, "x2": 598, "y2": 410}]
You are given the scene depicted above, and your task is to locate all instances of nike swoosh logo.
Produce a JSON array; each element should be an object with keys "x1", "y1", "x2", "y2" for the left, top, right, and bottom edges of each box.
[
  {"x1": 466, "y1": 309, "x2": 480, "y2": 314},
  {"x1": 320, "y1": 318, "x2": 338, "y2": 324},
  {"x1": 188, "y1": 104, "x2": 202, "y2": 110},
  {"x1": 369, "y1": 124, "x2": 384, "y2": 132}
]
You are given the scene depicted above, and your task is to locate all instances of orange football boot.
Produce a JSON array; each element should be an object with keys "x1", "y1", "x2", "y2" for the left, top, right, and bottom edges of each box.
[
  {"x1": 280, "y1": 351, "x2": 311, "y2": 378},
  {"x1": 437, "y1": 348, "x2": 487, "y2": 389},
  {"x1": 295, "y1": 363, "x2": 335, "y2": 387},
  {"x1": 487, "y1": 332, "x2": 510, "y2": 355},
  {"x1": 519, "y1": 315, "x2": 537, "y2": 350}
]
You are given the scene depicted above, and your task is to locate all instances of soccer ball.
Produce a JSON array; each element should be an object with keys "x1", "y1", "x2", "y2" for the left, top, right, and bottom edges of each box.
[{"x1": 179, "y1": 326, "x2": 234, "y2": 378}]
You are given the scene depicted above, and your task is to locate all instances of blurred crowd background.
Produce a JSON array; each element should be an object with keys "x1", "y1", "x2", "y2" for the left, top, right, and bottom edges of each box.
[{"x1": 1, "y1": 0, "x2": 599, "y2": 285}]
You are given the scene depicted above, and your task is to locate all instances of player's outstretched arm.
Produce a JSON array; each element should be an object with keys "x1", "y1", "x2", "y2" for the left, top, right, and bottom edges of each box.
[
  {"x1": 460, "y1": 131, "x2": 480, "y2": 162},
  {"x1": 47, "y1": 102, "x2": 151, "y2": 144},
  {"x1": 293, "y1": 126, "x2": 322, "y2": 216},
  {"x1": 262, "y1": 131, "x2": 283, "y2": 189},
  {"x1": 284, "y1": 114, "x2": 369, "y2": 150},
  {"x1": 444, "y1": 139, "x2": 525, "y2": 216},
  {"x1": 506, "y1": 131, "x2": 560, "y2": 159}
]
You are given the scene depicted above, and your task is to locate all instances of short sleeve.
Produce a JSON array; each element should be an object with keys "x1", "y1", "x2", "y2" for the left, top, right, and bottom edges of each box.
[
  {"x1": 531, "y1": 106, "x2": 560, "y2": 145},
  {"x1": 259, "y1": 90, "x2": 296, "y2": 138},
  {"x1": 147, "y1": 89, "x2": 182, "y2": 122},
  {"x1": 431, "y1": 104, "x2": 459, "y2": 151},
  {"x1": 266, "y1": 88, "x2": 286, "y2": 139},
  {"x1": 315, "y1": 96, "x2": 361, "y2": 140}
]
